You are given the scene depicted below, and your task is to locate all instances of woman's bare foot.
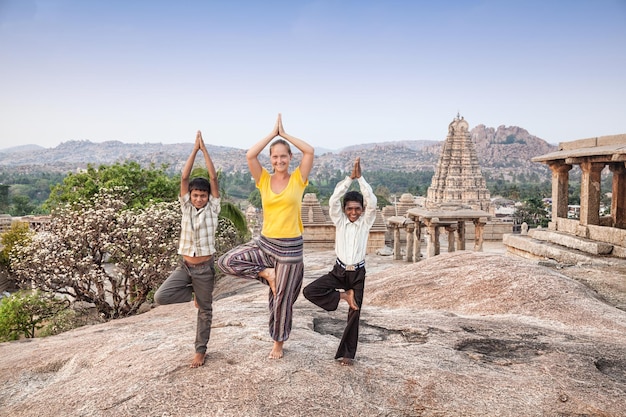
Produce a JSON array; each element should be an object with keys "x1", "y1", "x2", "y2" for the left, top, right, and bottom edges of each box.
[
  {"x1": 269, "y1": 341, "x2": 284, "y2": 359},
  {"x1": 340, "y1": 357, "x2": 354, "y2": 366},
  {"x1": 259, "y1": 268, "x2": 277, "y2": 296},
  {"x1": 340, "y1": 289, "x2": 359, "y2": 310},
  {"x1": 190, "y1": 352, "x2": 206, "y2": 368}
]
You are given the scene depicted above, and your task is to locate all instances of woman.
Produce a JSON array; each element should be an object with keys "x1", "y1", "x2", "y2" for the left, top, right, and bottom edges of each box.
[{"x1": 218, "y1": 113, "x2": 314, "y2": 359}]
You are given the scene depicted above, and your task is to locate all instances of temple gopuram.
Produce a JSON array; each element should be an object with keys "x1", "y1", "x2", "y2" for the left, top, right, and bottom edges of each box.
[
  {"x1": 387, "y1": 114, "x2": 511, "y2": 261},
  {"x1": 426, "y1": 114, "x2": 491, "y2": 211}
]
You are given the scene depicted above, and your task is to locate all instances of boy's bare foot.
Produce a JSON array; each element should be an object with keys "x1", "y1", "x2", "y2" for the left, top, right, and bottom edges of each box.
[
  {"x1": 340, "y1": 289, "x2": 359, "y2": 310},
  {"x1": 259, "y1": 268, "x2": 277, "y2": 296},
  {"x1": 340, "y1": 357, "x2": 354, "y2": 366},
  {"x1": 190, "y1": 352, "x2": 206, "y2": 368},
  {"x1": 269, "y1": 341, "x2": 284, "y2": 359}
]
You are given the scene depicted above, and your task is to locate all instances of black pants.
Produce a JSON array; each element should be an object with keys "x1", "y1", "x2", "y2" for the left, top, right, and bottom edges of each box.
[{"x1": 303, "y1": 263, "x2": 365, "y2": 360}]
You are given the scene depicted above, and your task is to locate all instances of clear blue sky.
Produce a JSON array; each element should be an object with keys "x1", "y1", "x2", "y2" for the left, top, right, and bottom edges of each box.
[{"x1": 1, "y1": 0, "x2": 625, "y2": 150}]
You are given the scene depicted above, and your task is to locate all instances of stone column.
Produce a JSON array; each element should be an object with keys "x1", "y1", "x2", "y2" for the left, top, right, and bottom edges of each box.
[
  {"x1": 392, "y1": 224, "x2": 402, "y2": 260},
  {"x1": 473, "y1": 218, "x2": 486, "y2": 251},
  {"x1": 579, "y1": 161, "x2": 605, "y2": 226},
  {"x1": 609, "y1": 162, "x2": 626, "y2": 229},
  {"x1": 445, "y1": 226, "x2": 456, "y2": 252},
  {"x1": 413, "y1": 220, "x2": 422, "y2": 262},
  {"x1": 405, "y1": 222, "x2": 415, "y2": 262},
  {"x1": 456, "y1": 221, "x2": 466, "y2": 250},
  {"x1": 548, "y1": 161, "x2": 572, "y2": 223},
  {"x1": 426, "y1": 224, "x2": 440, "y2": 257}
]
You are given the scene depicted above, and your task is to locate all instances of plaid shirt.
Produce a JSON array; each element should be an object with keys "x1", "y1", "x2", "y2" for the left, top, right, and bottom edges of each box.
[{"x1": 177, "y1": 192, "x2": 221, "y2": 257}]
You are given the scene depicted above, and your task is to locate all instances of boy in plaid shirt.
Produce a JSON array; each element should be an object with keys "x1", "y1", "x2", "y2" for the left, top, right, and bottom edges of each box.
[{"x1": 154, "y1": 130, "x2": 220, "y2": 368}]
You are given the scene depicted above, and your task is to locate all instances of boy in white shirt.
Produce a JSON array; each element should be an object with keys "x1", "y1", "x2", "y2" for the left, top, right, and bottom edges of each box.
[{"x1": 303, "y1": 157, "x2": 377, "y2": 366}]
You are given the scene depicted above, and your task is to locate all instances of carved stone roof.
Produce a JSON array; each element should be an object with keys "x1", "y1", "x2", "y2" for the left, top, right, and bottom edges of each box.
[
  {"x1": 532, "y1": 134, "x2": 626, "y2": 164},
  {"x1": 301, "y1": 193, "x2": 332, "y2": 225}
]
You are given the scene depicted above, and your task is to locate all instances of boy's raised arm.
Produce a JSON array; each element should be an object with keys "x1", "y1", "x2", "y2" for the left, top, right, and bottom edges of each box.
[
  {"x1": 198, "y1": 131, "x2": 220, "y2": 198},
  {"x1": 180, "y1": 132, "x2": 202, "y2": 197}
]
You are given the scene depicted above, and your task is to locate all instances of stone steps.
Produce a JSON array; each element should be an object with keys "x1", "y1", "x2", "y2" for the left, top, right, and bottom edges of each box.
[
  {"x1": 527, "y1": 229, "x2": 614, "y2": 255},
  {"x1": 503, "y1": 233, "x2": 617, "y2": 266}
]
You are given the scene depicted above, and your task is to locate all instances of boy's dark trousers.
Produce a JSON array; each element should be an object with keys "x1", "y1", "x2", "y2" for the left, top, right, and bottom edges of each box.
[{"x1": 303, "y1": 262, "x2": 365, "y2": 360}]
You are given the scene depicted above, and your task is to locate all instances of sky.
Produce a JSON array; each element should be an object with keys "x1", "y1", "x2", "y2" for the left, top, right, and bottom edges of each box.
[{"x1": 1, "y1": 0, "x2": 625, "y2": 151}]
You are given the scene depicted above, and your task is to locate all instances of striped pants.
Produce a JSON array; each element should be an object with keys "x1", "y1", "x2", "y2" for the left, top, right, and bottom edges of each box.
[{"x1": 217, "y1": 235, "x2": 304, "y2": 342}]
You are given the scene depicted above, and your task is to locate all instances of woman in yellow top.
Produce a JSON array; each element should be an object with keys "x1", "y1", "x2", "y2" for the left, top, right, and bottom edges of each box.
[{"x1": 218, "y1": 113, "x2": 314, "y2": 359}]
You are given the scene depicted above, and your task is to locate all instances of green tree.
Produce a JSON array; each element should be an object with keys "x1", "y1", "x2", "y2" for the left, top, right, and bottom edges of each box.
[
  {"x1": 10, "y1": 195, "x2": 36, "y2": 216},
  {"x1": 12, "y1": 189, "x2": 181, "y2": 319},
  {"x1": 45, "y1": 161, "x2": 178, "y2": 211},
  {"x1": 0, "y1": 184, "x2": 10, "y2": 213},
  {"x1": 514, "y1": 197, "x2": 549, "y2": 227},
  {"x1": 0, "y1": 170, "x2": 67, "y2": 214},
  {"x1": 0, "y1": 291, "x2": 69, "y2": 341},
  {"x1": 12, "y1": 185, "x2": 248, "y2": 320},
  {"x1": 375, "y1": 185, "x2": 391, "y2": 200},
  {"x1": 248, "y1": 189, "x2": 262, "y2": 209},
  {"x1": 304, "y1": 182, "x2": 320, "y2": 196},
  {"x1": 375, "y1": 194, "x2": 392, "y2": 210}
]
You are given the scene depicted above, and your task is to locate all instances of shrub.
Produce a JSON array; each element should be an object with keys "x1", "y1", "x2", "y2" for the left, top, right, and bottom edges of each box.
[{"x1": 0, "y1": 290, "x2": 69, "y2": 341}]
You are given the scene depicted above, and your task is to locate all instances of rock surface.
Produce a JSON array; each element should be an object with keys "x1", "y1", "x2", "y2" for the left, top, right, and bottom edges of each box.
[{"x1": 1, "y1": 250, "x2": 625, "y2": 417}]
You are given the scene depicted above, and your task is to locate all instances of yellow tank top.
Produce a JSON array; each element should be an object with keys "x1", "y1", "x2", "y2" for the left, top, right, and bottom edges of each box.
[{"x1": 258, "y1": 167, "x2": 308, "y2": 238}]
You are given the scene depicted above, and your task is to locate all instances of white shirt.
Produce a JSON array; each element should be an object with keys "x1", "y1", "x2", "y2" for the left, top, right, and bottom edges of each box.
[{"x1": 329, "y1": 176, "x2": 377, "y2": 265}]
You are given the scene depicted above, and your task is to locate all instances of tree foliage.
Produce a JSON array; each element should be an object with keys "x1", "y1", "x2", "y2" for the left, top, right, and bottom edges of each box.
[
  {"x1": 45, "y1": 161, "x2": 178, "y2": 211},
  {"x1": 0, "y1": 290, "x2": 69, "y2": 341},
  {"x1": 248, "y1": 189, "x2": 262, "y2": 209},
  {"x1": 10, "y1": 185, "x2": 249, "y2": 320},
  {"x1": 11, "y1": 189, "x2": 181, "y2": 319},
  {"x1": 514, "y1": 197, "x2": 550, "y2": 228}
]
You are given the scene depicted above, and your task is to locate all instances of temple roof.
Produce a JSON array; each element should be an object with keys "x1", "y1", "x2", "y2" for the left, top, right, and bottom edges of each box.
[{"x1": 531, "y1": 139, "x2": 626, "y2": 163}]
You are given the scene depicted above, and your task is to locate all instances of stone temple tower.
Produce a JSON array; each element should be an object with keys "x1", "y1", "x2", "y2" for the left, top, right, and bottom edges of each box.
[{"x1": 426, "y1": 114, "x2": 491, "y2": 211}]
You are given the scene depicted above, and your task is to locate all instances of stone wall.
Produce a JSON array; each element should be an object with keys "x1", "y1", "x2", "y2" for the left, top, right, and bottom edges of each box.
[
  {"x1": 303, "y1": 224, "x2": 386, "y2": 255},
  {"x1": 0, "y1": 214, "x2": 11, "y2": 234},
  {"x1": 302, "y1": 224, "x2": 336, "y2": 250}
]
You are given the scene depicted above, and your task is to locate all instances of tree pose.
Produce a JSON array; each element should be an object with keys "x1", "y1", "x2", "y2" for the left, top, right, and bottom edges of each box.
[
  {"x1": 303, "y1": 157, "x2": 377, "y2": 366},
  {"x1": 154, "y1": 131, "x2": 221, "y2": 368},
  {"x1": 218, "y1": 113, "x2": 314, "y2": 359}
]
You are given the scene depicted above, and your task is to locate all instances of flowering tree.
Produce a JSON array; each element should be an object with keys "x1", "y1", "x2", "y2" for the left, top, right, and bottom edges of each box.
[
  {"x1": 103, "y1": 200, "x2": 181, "y2": 316},
  {"x1": 10, "y1": 189, "x2": 181, "y2": 319}
]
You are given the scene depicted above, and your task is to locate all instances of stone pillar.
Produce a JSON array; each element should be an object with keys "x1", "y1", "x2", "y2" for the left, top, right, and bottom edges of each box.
[
  {"x1": 392, "y1": 225, "x2": 402, "y2": 260},
  {"x1": 413, "y1": 220, "x2": 422, "y2": 262},
  {"x1": 426, "y1": 224, "x2": 439, "y2": 257},
  {"x1": 445, "y1": 226, "x2": 456, "y2": 252},
  {"x1": 609, "y1": 162, "x2": 626, "y2": 229},
  {"x1": 473, "y1": 219, "x2": 486, "y2": 251},
  {"x1": 405, "y1": 222, "x2": 415, "y2": 262},
  {"x1": 579, "y1": 161, "x2": 605, "y2": 226},
  {"x1": 456, "y1": 221, "x2": 466, "y2": 250},
  {"x1": 548, "y1": 161, "x2": 572, "y2": 223}
]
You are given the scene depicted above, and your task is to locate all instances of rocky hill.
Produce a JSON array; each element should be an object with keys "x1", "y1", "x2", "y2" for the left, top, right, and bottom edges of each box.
[
  {"x1": 0, "y1": 125, "x2": 557, "y2": 179},
  {"x1": 1, "y1": 250, "x2": 625, "y2": 416}
]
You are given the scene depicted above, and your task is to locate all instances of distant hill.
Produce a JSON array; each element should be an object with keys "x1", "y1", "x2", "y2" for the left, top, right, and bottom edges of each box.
[
  {"x1": 0, "y1": 144, "x2": 45, "y2": 153},
  {"x1": 0, "y1": 125, "x2": 557, "y2": 179}
]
